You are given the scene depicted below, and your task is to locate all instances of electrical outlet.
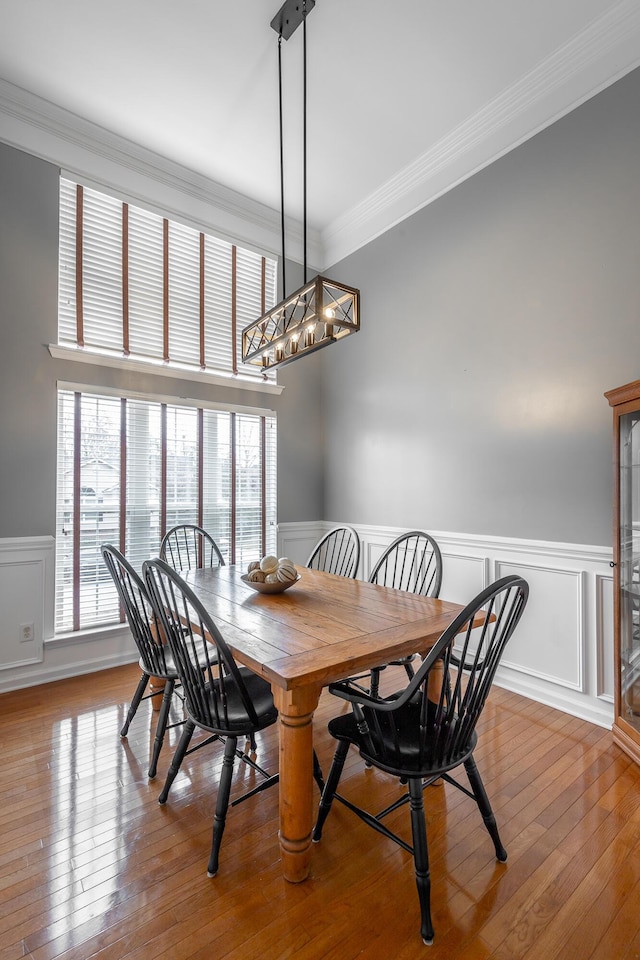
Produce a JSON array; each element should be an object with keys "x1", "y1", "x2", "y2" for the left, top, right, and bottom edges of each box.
[{"x1": 19, "y1": 622, "x2": 35, "y2": 643}]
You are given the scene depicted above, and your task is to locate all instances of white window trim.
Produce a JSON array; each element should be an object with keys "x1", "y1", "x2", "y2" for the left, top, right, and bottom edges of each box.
[
  {"x1": 49, "y1": 343, "x2": 285, "y2": 396},
  {"x1": 57, "y1": 380, "x2": 277, "y2": 418}
]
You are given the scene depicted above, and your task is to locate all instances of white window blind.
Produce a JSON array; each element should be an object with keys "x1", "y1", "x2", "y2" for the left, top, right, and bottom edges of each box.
[
  {"x1": 128, "y1": 205, "x2": 164, "y2": 359},
  {"x1": 58, "y1": 178, "x2": 278, "y2": 380},
  {"x1": 55, "y1": 388, "x2": 277, "y2": 633}
]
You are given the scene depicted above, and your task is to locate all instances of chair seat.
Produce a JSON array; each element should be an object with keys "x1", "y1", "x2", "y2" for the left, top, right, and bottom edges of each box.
[
  {"x1": 138, "y1": 638, "x2": 217, "y2": 684},
  {"x1": 328, "y1": 696, "x2": 477, "y2": 778},
  {"x1": 137, "y1": 655, "x2": 178, "y2": 683},
  {"x1": 190, "y1": 667, "x2": 278, "y2": 736}
]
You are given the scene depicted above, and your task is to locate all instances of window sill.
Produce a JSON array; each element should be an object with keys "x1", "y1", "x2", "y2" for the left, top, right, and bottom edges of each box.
[
  {"x1": 48, "y1": 344, "x2": 285, "y2": 396},
  {"x1": 48, "y1": 621, "x2": 132, "y2": 648}
]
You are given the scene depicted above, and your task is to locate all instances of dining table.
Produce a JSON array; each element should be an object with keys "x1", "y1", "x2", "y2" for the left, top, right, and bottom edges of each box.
[{"x1": 180, "y1": 562, "x2": 477, "y2": 884}]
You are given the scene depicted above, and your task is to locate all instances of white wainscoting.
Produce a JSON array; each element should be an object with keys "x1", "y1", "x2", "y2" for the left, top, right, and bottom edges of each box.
[
  {"x1": 279, "y1": 521, "x2": 615, "y2": 729},
  {"x1": 0, "y1": 527, "x2": 615, "y2": 731},
  {"x1": 0, "y1": 537, "x2": 54, "y2": 671},
  {"x1": 0, "y1": 536, "x2": 135, "y2": 694}
]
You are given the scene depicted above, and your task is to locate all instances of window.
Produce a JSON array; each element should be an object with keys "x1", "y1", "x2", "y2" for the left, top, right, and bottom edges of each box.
[
  {"x1": 55, "y1": 179, "x2": 279, "y2": 634},
  {"x1": 55, "y1": 388, "x2": 277, "y2": 632},
  {"x1": 58, "y1": 178, "x2": 277, "y2": 381}
]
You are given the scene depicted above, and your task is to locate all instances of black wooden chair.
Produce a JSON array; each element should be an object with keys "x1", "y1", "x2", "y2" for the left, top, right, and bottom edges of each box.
[
  {"x1": 366, "y1": 530, "x2": 443, "y2": 697},
  {"x1": 101, "y1": 543, "x2": 186, "y2": 780},
  {"x1": 160, "y1": 523, "x2": 225, "y2": 571},
  {"x1": 306, "y1": 525, "x2": 360, "y2": 579},
  {"x1": 312, "y1": 575, "x2": 529, "y2": 945},
  {"x1": 160, "y1": 524, "x2": 263, "y2": 753},
  {"x1": 143, "y1": 556, "x2": 284, "y2": 877}
]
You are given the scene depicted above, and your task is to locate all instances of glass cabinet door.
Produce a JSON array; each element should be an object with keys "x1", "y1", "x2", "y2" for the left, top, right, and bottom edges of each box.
[{"x1": 619, "y1": 411, "x2": 640, "y2": 726}]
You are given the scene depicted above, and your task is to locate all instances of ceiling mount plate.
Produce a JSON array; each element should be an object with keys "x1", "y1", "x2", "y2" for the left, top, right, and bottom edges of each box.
[{"x1": 270, "y1": 0, "x2": 315, "y2": 40}]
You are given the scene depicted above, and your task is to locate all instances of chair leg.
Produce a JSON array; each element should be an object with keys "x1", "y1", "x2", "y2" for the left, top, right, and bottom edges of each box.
[
  {"x1": 120, "y1": 672, "x2": 149, "y2": 737},
  {"x1": 403, "y1": 660, "x2": 415, "y2": 682},
  {"x1": 148, "y1": 679, "x2": 175, "y2": 780},
  {"x1": 207, "y1": 736, "x2": 238, "y2": 877},
  {"x1": 313, "y1": 750, "x2": 325, "y2": 792},
  {"x1": 312, "y1": 739, "x2": 349, "y2": 841},
  {"x1": 158, "y1": 718, "x2": 196, "y2": 804},
  {"x1": 408, "y1": 777, "x2": 434, "y2": 945},
  {"x1": 464, "y1": 756, "x2": 507, "y2": 862},
  {"x1": 369, "y1": 668, "x2": 381, "y2": 699}
]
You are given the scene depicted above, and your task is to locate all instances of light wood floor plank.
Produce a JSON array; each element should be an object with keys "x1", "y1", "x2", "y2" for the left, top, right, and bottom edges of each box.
[{"x1": 1, "y1": 663, "x2": 639, "y2": 959}]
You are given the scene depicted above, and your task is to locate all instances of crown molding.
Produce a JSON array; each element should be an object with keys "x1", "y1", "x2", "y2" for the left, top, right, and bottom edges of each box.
[
  {"x1": 0, "y1": 78, "x2": 323, "y2": 267},
  {"x1": 321, "y1": 0, "x2": 640, "y2": 267},
  {"x1": 2, "y1": 0, "x2": 639, "y2": 272}
]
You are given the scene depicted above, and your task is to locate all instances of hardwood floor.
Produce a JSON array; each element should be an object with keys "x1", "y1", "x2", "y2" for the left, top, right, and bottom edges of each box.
[{"x1": 1, "y1": 663, "x2": 639, "y2": 959}]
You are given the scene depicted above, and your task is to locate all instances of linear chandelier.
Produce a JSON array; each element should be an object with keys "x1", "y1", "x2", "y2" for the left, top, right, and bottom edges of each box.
[{"x1": 242, "y1": 0, "x2": 360, "y2": 372}]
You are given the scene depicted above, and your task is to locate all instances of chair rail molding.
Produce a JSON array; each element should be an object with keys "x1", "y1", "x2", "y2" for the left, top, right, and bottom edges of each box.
[{"x1": 278, "y1": 521, "x2": 614, "y2": 730}]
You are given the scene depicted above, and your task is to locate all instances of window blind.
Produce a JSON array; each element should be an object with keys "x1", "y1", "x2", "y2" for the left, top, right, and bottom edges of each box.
[
  {"x1": 58, "y1": 178, "x2": 278, "y2": 380},
  {"x1": 55, "y1": 388, "x2": 277, "y2": 633}
]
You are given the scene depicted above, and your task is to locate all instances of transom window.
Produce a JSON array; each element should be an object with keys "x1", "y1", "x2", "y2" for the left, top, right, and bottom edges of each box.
[{"x1": 58, "y1": 178, "x2": 277, "y2": 381}]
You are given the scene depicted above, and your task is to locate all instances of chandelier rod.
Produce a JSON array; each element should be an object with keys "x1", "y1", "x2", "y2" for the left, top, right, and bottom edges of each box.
[
  {"x1": 302, "y1": 0, "x2": 308, "y2": 283},
  {"x1": 277, "y1": 33, "x2": 286, "y2": 299}
]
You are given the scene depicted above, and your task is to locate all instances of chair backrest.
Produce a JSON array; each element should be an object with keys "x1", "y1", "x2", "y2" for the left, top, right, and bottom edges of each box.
[
  {"x1": 143, "y1": 558, "x2": 261, "y2": 732},
  {"x1": 368, "y1": 531, "x2": 443, "y2": 598},
  {"x1": 306, "y1": 526, "x2": 360, "y2": 578},
  {"x1": 160, "y1": 524, "x2": 225, "y2": 571},
  {"x1": 101, "y1": 544, "x2": 172, "y2": 677},
  {"x1": 334, "y1": 575, "x2": 529, "y2": 774}
]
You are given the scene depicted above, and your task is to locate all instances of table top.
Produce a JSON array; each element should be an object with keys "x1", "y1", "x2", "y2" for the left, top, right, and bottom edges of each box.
[{"x1": 182, "y1": 564, "x2": 470, "y2": 692}]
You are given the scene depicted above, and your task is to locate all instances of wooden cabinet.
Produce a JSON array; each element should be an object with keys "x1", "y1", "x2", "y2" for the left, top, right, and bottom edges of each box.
[{"x1": 606, "y1": 379, "x2": 640, "y2": 765}]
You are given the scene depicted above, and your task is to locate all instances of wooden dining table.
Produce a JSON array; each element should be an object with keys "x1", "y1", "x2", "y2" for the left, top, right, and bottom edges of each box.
[{"x1": 181, "y1": 563, "x2": 474, "y2": 884}]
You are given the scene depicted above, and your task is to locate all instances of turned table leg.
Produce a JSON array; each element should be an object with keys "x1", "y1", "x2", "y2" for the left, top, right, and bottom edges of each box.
[
  {"x1": 272, "y1": 683, "x2": 322, "y2": 883},
  {"x1": 149, "y1": 677, "x2": 165, "y2": 710}
]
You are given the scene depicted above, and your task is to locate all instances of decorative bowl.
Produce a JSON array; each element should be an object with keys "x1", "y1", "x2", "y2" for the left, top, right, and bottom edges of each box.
[{"x1": 241, "y1": 573, "x2": 301, "y2": 595}]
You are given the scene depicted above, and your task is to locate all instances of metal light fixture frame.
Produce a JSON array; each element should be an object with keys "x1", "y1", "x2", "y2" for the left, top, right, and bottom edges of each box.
[{"x1": 241, "y1": 0, "x2": 360, "y2": 372}]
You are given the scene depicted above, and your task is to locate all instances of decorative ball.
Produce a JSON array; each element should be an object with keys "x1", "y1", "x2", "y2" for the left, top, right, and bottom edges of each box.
[
  {"x1": 260, "y1": 555, "x2": 279, "y2": 574},
  {"x1": 247, "y1": 568, "x2": 266, "y2": 582},
  {"x1": 278, "y1": 557, "x2": 294, "y2": 567},
  {"x1": 247, "y1": 560, "x2": 261, "y2": 573},
  {"x1": 265, "y1": 572, "x2": 279, "y2": 583},
  {"x1": 277, "y1": 562, "x2": 297, "y2": 582}
]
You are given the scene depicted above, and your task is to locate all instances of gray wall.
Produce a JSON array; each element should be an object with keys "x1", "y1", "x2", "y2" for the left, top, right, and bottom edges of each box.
[
  {"x1": 276, "y1": 260, "x2": 325, "y2": 521},
  {"x1": 4, "y1": 66, "x2": 640, "y2": 547},
  {"x1": 322, "y1": 67, "x2": 640, "y2": 547},
  {"x1": 0, "y1": 141, "x2": 324, "y2": 538},
  {"x1": 0, "y1": 145, "x2": 59, "y2": 536}
]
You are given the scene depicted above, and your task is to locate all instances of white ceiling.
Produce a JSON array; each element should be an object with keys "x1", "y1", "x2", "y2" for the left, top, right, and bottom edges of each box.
[{"x1": 1, "y1": 0, "x2": 640, "y2": 267}]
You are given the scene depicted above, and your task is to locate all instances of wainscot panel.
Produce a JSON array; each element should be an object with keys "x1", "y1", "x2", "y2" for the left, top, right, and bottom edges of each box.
[{"x1": 0, "y1": 537, "x2": 53, "y2": 670}]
